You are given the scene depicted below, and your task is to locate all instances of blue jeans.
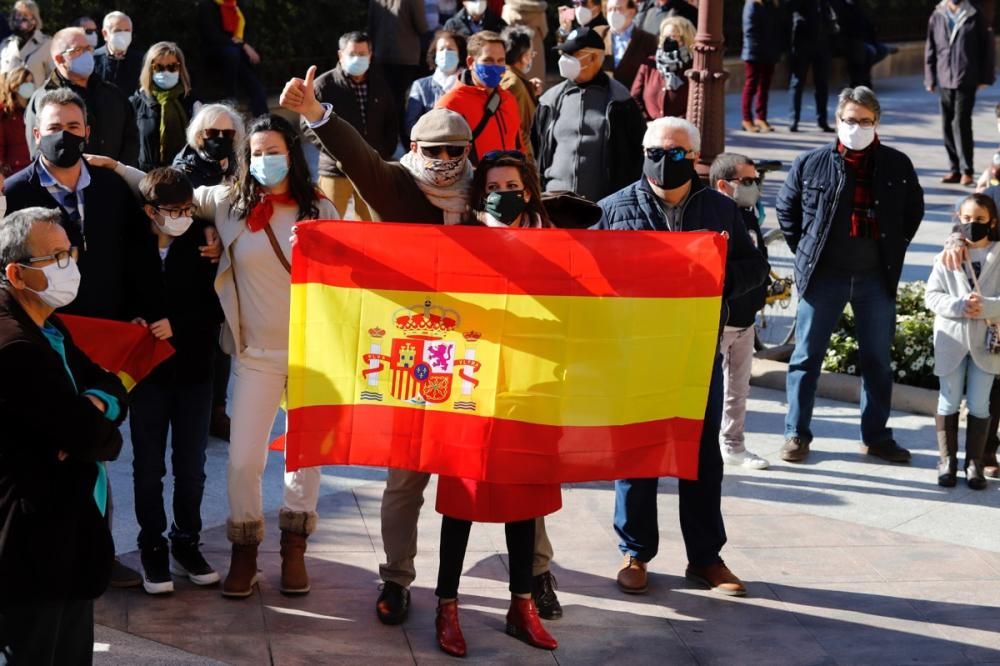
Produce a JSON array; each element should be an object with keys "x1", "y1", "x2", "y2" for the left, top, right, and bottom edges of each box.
[
  {"x1": 785, "y1": 272, "x2": 896, "y2": 444},
  {"x1": 130, "y1": 378, "x2": 213, "y2": 551},
  {"x1": 938, "y1": 355, "x2": 995, "y2": 418},
  {"x1": 613, "y1": 354, "x2": 726, "y2": 567}
]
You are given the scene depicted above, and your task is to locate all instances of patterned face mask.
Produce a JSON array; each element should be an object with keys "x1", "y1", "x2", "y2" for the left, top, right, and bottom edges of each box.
[{"x1": 421, "y1": 155, "x2": 466, "y2": 187}]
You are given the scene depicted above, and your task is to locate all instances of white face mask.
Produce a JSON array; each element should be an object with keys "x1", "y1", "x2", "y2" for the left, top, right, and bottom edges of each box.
[
  {"x1": 108, "y1": 30, "x2": 132, "y2": 53},
  {"x1": 575, "y1": 6, "x2": 593, "y2": 25},
  {"x1": 0, "y1": 194, "x2": 6, "y2": 219},
  {"x1": 464, "y1": 0, "x2": 487, "y2": 16},
  {"x1": 838, "y1": 122, "x2": 876, "y2": 151},
  {"x1": 156, "y1": 214, "x2": 194, "y2": 237},
  {"x1": 608, "y1": 11, "x2": 629, "y2": 33},
  {"x1": 22, "y1": 258, "x2": 81, "y2": 309},
  {"x1": 558, "y1": 54, "x2": 582, "y2": 81},
  {"x1": 16, "y1": 82, "x2": 35, "y2": 100},
  {"x1": 84, "y1": 31, "x2": 98, "y2": 49}
]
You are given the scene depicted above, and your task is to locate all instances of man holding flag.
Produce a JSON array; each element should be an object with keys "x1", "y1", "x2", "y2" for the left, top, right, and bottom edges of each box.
[{"x1": 595, "y1": 116, "x2": 769, "y2": 597}]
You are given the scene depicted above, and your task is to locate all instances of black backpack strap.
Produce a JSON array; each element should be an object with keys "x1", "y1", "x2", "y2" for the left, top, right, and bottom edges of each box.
[{"x1": 469, "y1": 88, "x2": 501, "y2": 163}]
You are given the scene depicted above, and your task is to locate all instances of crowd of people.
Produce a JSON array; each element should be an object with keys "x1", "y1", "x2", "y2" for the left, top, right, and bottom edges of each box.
[{"x1": 0, "y1": 0, "x2": 999, "y2": 664}]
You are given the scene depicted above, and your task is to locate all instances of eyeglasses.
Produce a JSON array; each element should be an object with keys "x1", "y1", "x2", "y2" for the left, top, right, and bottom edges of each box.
[
  {"x1": 61, "y1": 45, "x2": 94, "y2": 58},
  {"x1": 420, "y1": 145, "x2": 466, "y2": 159},
  {"x1": 482, "y1": 149, "x2": 526, "y2": 162},
  {"x1": 154, "y1": 205, "x2": 196, "y2": 219},
  {"x1": 21, "y1": 247, "x2": 78, "y2": 268},
  {"x1": 204, "y1": 128, "x2": 236, "y2": 139},
  {"x1": 840, "y1": 117, "x2": 876, "y2": 129},
  {"x1": 645, "y1": 146, "x2": 690, "y2": 162},
  {"x1": 729, "y1": 176, "x2": 762, "y2": 188},
  {"x1": 152, "y1": 63, "x2": 180, "y2": 73}
]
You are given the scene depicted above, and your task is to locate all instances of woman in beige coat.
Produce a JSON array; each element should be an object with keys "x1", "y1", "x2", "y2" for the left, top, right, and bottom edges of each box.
[{"x1": 0, "y1": 1, "x2": 53, "y2": 85}]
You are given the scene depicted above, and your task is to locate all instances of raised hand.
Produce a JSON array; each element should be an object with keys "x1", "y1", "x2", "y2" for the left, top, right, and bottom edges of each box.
[{"x1": 280, "y1": 65, "x2": 324, "y2": 123}]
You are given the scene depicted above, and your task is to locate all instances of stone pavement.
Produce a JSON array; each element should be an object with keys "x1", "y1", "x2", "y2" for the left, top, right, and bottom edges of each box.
[{"x1": 93, "y1": 76, "x2": 1000, "y2": 664}]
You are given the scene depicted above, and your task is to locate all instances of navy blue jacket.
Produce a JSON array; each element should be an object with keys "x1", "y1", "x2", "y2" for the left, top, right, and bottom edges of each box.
[
  {"x1": 776, "y1": 141, "x2": 924, "y2": 298},
  {"x1": 728, "y1": 207, "x2": 770, "y2": 328},
  {"x1": 594, "y1": 177, "x2": 770, "y2": 325},
  {"x1": 741, "y1": 0, "x2": 784, "y2": 64}
]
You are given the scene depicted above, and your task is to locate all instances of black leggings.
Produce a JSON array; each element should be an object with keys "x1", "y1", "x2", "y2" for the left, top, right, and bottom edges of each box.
[{"x1": 435, "y1": 516, "x2": 535, "y2": 599}]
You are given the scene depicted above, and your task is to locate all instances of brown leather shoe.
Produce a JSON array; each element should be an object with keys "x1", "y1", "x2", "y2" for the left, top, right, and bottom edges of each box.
[
  {"x1": 616, "y1": 555, "x2": 648, "y2": 594},
  {"x1": 781, "y1": 437, "x2": 810, "y2": 462},
  {"x1": 686, "y1": 561, "x2": 747, "y2": 597},
  {"x1": 961, "y1": 174, "x2": 975, "y2": 187},
  {"x1": 941, "y1": 172, "x2": 962, "y2": 183}
]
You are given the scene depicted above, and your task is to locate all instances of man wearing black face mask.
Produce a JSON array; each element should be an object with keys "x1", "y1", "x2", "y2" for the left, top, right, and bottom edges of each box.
[{"x1": 593, "y1": 117, "x2": 768, "y2": 598}]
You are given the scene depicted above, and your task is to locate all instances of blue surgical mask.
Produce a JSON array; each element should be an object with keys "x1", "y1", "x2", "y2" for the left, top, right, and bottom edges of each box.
[
  {"x1": 435, "y1": 49, "x2": 460, "y2": 75},
  {"x1": 67, "y1": 50, "x2": 95, "y2": 78},
  {"x1": 249, "y1": 154, "x2": 290, "y2": 188},
  {"x1": 16, "y1": 81, "x2": 35, "y2": 99},
  {"x1": 474, "y1": 63, "x2": 505, "y2": 89},
  {"x1": 342, "y1": 55, "x2": 370, "y2": 77},
  {"x1": 152, "y1": 70, "x2": 180, "y2": 90}
]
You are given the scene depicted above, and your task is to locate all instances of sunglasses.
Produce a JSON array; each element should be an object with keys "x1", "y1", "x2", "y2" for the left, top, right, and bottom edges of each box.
[
  {"x1": 83, "y1": 28, "x2": 97, "y2": 35},
  {"x1": 482, "y1": 150, "x2": 526, "y2": 162},
  {"x1": 420, "y1": 145, "x2": 466, "y2": 159},
  {"x1": 729, "y1": 176, "x2": 762, "y2": 188},
  {"x1": 153, "y1": 63, "x2": 180, "y2": 73},
  {"x1": 645, "y1": 146, "x2": 690, "y2": 162},
  {"x1": 204, "y1": 128, "x2": 236, "y2": 139}
]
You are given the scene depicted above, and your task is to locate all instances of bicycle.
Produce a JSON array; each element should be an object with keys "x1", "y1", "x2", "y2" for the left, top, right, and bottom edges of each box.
[{"x1": 751, "y1": 160, "x2": 798, "y2": 351}]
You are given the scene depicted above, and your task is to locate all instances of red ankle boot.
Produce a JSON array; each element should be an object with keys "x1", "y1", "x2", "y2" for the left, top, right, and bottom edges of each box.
[
  {"x1": 436, "y1": 600, "x2": 467, "y2": 657},
  {"x1": 505, "y1": 596, "x2": 557, "y2": 650}
]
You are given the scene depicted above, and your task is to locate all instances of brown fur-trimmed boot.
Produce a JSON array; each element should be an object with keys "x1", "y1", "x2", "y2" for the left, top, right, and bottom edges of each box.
[
  {"x1": 222, "y1": 519, "x2": 263, "y2": 598},
  {"x1": 279, "y1": 509, "x2": 317, "y2": 595}
]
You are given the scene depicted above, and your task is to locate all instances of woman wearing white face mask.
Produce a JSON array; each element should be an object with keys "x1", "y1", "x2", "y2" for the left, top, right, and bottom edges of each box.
[
  {"x1": 556, "y1": 0, "x2": 607, "y2": 43},
  {"x1": 130, "y1": 42, "x2": 199, "y2": 172},
  {"x1": 443, "y1": 0, "x2": 508, "y2": 37},
  {"x1": 405, "y1": 30, "x2": 468, "y2": 141},
  {"x1": 0, "y1": 66, "x2": 35, "y2": 174},
  {"x1": 101, "y1": 114, "x2": 339, "y2": 599}
]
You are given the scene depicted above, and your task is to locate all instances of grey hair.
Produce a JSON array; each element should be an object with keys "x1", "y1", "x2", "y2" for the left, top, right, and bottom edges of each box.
[
  {"x1": 338, "y1": 30, "x2": 370, "y2": 51},
  {"x1": 34, "y1": 88, "x2": 87, "y2": 128},
  {"x1": 709, "y1": 153, "x2": 755, "y2": 188},
  {"x1": 185, "y1": 102, "x2": 246, "y2": 150},
  {"x1": 102, "y1": 11, "x2": 132, "y2": 31},
  {"x1": 643, "y1": 116, "x2": 701, "y2": 153},
  {"x1": 837, "y1": 86, "x2": 881, "y2": 122},
  {"x1": 0, "y1": 207, "x2": 63, "y2": 285}
]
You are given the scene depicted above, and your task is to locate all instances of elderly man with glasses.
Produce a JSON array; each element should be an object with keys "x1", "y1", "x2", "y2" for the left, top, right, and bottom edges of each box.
[
  {"x1": 594, "y1": 116, "x2": 769, "y2": 599},
  {"x1": 0, "y1": 206, "x2": 127, "y2": 665},
  {"x1": 777, "y1": 86, "x2": 925, "y2": 464}
]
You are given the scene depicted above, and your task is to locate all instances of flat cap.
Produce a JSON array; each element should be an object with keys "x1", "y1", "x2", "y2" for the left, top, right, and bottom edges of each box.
[{"x1": 410, "y1": 109, "x2": 472, "y2": 145}]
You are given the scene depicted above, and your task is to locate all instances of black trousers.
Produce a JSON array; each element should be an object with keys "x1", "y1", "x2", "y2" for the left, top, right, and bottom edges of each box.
[
  {"x1": 788, "y1": 48, "x2": 831, "y2": 126},
  {"x1": 0, "y1": 599, "x2": 94, "y2": 666},
  {"x1": 436, "y1": 516, "x2": 535, "y2": 599},
  {"x1": 940, "y1": 87, "x2": 978, "y2": 176},
  {"x1": 218, "y1": 44, "x2": 268, "y2": 118}
]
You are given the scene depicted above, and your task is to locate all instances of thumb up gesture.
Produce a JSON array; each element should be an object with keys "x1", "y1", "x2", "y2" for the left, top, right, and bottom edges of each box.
[{"x1": 280, "y1": 65, "x2": 324, "y2": 124}]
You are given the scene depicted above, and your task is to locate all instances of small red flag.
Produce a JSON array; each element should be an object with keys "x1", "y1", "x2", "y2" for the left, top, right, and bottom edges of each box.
[{"x1": 59, "y1": 314, "x2": 175, "y2": 391}]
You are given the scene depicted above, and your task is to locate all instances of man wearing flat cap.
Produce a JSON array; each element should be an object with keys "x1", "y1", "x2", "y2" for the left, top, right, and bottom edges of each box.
[{"x1": 531, "y1": 26, "x2": 645, "y2": 202}]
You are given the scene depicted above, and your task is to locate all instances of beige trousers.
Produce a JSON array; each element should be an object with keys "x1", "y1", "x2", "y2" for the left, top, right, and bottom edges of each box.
[
  {"x1": 379, "y1": 468, "x2": 555, "y2": 586},
  {"x1": 318, "y1": 175, "x2": 371, "y2": 221},
  {"x1": 227, "y1": 347, "x2": 321, "y2": 525}
]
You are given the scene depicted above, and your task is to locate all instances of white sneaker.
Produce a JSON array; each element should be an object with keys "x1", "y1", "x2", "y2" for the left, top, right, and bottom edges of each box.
[{"x1": 721, "y1": 447, "x2": 770, "y2": 470}]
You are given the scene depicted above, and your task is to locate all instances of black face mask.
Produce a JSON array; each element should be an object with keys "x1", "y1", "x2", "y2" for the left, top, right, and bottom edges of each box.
[
  {"x1": 202, "y1": 135, "x2": 234, "y2": 162},
  {"x1": 38, "y1": 130, "x2": 85, "y2": 168},
  {"x1": 643, "y1": 154, "x2": 695, "y2": 191},
  {"x1": 485, "y1": 190, "x2": 528, "y2": 225},
  {"x1": 960, "y1": 222, "x2": 992, "y2": 242},
  {"x1": 662, "y1": 37, "x2": 679, "y2": 53}
]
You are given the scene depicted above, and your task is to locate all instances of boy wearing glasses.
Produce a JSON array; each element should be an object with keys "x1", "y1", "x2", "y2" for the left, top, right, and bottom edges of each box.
[{"x1": 128, "y1": 167, "x2": 223, "y2": 595}]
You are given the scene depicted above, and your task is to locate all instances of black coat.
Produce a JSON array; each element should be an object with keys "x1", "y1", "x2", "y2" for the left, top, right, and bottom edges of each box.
[
  {"x1": 130, "y1": 90, "x2": 199, "y2": 172},
  {"x1": 145, "y1": 221, "x2": 224, "y2": 386},
  {"x1": 594, "y1": 176, "x2": 770, "y2": 324},
  {"x1": 924, "y1": 0, "x2": 995, "y2": 91},
  {"x1": 4, "y1": 159, "x2": 164, "y2": 322},
  {"x1": 728, "y1": 207, "x2": 770, "y2": 328},
  {"x1": 94, "y1": 46, "x2": 144, "y2": 96},
  {"x1": 198, "y1": 0, "x2": 243, "y2": 54},
  {"x1": 742, "y1": 0, "x2": 785, "y2": 64},
  {"x1": 24, "y1": 70, "x2": 140, "y2": 167},
  {"x1": 304, "y1": 65, "x2": 398, "y2": 178},
  {"x1": 776, "y1": 141, "x2": 925, "y2": 298},
  {"x1": 172, "y1": 143, "x2": 235, "y2": 188},
  {"x1": 0, "y1": 288, "x2": 125, "y2": 605},
  {"x1": 789, "y1": 0, "x2": 837, "y2": 55},
  {"x1": 443, "y1": 8, "x2": 507, "y2": 37}
]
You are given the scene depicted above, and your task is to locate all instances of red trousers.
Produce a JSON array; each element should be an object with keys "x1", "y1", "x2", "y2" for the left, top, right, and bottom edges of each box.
[{"x1": 742, "y1": 61, "x2": 776, "y2": 122}]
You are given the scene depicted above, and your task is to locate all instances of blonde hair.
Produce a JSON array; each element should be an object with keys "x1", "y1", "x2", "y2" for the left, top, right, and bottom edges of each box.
[
  {"x1": 0, "y1": 66, "x2": 31, "y2": 117},
  {"x1": 659, "y1": 16, "x2": 696, "y2": 48},
  {"x1": 13, "y1": 0, "x2": 42, "y2": 32},
  {"x1": 186, "y1": 103, "x2": 246, "y2": 151},
  {"x1": 139, "y1": 42, "x2": 192, "y2": 97}
]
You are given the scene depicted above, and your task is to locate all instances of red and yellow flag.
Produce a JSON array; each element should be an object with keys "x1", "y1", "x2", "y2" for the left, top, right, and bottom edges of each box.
[
  {"x1": 60, "y1": 314, "x2": 175, "y2": 391},
  {"x1": 285, "y1": 221, "x2": 726, "y2": 484}
]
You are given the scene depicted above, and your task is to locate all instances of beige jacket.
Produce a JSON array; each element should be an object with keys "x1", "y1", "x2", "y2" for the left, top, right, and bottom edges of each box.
[{"x1": 0, "y1": 31, "x2": 53, "y2": 85}]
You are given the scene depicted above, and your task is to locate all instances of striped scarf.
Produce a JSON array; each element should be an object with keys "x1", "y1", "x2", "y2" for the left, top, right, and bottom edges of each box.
[
  {"x1": 838, "y1": 137, "x2": 879, "y2": 239},
  {"x1": 215, "y1": 0, "x2": 245, "y2": 41}
]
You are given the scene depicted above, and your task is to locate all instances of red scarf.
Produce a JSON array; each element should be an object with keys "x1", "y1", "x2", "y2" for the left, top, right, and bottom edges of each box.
[
  {"x1": 246, "y1": 192, "x2": 297, "y2": 233},
  {"x1": 838, "y1": 136, "x2": 879, "y2": 240},
  {"x1": 217, "y1": 0, "x2": 242, "y2": 37}
]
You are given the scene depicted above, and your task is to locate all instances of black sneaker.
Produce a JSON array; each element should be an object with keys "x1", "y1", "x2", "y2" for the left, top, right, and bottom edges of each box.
[
  {"x1": 109, "y1": 558, "x2": 143, "y2": 588},
  {"x1": 171, "y1": 541, "x2": 220, "y2": 586},
  {"x1": 864, "y1": 440, "x2": 911, "y2": 463},
  {"x1": 140, "y1": 545, "x2": 174, "y2": 595},
  {"x1": 376, "y1": 581, "x2": 411, "y2": 625},
  {"x1": 532, "y1": 571, "x2": 563, "y2": 620}
]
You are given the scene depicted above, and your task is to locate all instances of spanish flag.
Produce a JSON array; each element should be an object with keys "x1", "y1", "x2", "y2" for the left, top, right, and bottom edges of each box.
[
  {"x1": 285, "y1": 221, "x2": 726, "y2": 484},
  {"x1": 59, "y1": 315, "x2": 175, "y2": 391}
]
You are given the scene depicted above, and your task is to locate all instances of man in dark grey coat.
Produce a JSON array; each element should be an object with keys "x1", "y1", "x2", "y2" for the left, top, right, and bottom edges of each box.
[{"x1": 925, "y1": 0, "x2": 995, "y2": 186}]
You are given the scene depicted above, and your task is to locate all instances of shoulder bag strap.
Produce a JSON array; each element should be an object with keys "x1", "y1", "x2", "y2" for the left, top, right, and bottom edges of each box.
[
  {"x1": 262, "y1": 223, "x2": 292, "y2": 274},
  {"x1": 468, "y1": 88, "x2": 501, "y2": 163}
]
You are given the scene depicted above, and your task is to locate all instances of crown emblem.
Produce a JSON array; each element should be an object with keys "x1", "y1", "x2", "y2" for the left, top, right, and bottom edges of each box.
[
  {"x1": 394, "y1": 300, "x2": 460, "y2": 336},
  {"x1": 368, "y1": 326, "x2": 386, "y2": 338},
  {"x1": 463, "y1": 331, "x2": 481, "y2": 342}
]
